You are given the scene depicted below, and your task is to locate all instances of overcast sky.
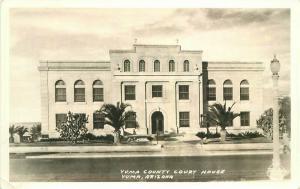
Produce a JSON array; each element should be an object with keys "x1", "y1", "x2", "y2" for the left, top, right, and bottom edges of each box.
[{"x1": 9, "y1": 8, "x2": 290, "y2": 122}]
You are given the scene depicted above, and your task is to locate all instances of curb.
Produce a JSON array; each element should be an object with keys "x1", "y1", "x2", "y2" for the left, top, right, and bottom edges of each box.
[
  {"x1": 202, "y1": 143, "x2": 274, "y2": 151},
  {"x1": 10, "y1": 145, "x2": 162, "y2": 153}
]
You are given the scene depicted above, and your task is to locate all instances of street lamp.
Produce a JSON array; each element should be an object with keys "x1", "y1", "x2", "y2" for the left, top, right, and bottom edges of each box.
[{"x1": 267, "y1": 55, "x2": 287, "y2": 180}]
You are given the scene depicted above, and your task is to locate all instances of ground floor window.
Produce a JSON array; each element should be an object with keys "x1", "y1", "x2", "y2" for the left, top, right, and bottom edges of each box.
[
  {"x1": 55, "y1": 114, "x2": 67, "y2": 128},
  {"x1": 240, "y1": 112, "x2": 250, "y2": 126},
  {"x1": 93, "y1": 113, "x2": 105, "y2": 129},
  {"x1": 125, "y1": 112, "x2": 136, "y2": 128},
  {"x1": 179, "y1": 112, "x2": 190, "y2": 127}
]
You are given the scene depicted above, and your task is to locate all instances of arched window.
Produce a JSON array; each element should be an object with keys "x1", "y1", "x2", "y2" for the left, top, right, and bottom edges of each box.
[
  {"x1": 154, "y1": 60, "x2": 160, "y2": 72},
  {"x1": 74, "y1": 80, "x2": 85, "y2": 102},
  {"x1": 169, "y1": 60, "x2": 175, "y2": 72},
  {"x1": 124, "y1": 60, "x2": 131, "y2": 72},
  {"x1": 223, "y1": 80, "x2": 233, "y2": 100},
  {"x1": 139, "y1": 60, "x2": 145, "y2": 72},
  {"x1": 207, "y1": 79, "x2": 216, "y2": 101},
  {"x1": 55, "y1": 80, "x2": 66, "y2": 102},
  {"x1": 240, "y1": 80, "x2": 249, "y2": 100},
  {"x1": 183, "y1": 60, "x2": 189, "y2": 72},
  {"x1": 93, "y1": 80, "x2": 104, "y2": 102}
]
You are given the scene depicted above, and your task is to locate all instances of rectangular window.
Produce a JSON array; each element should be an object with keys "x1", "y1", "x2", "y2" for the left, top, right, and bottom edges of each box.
[
  {"x1": 93, "y1": 113, "x2": 105, "y2": 129},
  {"x1": 55, "y1": 88, "x2": 66, "y2": 102},
  {"x1": 93, "y1": 88, "x2": 104, "y2": 102},
  {"x1": 56, "y1": 114, "x2": 67, "y2": 128},
  {"x1": 125, "y1": 112, "x2": 136, "y2": 128},
  {"x1": 152, "y1": 85, "x2": 163, "y2": 97},
  {"x1": 223, "y1": 87, "x2": 233, "y2": 100},
  {"x1": 125, "y1": 85, "x2": 135, "y2": 100},
  {"x1": 179, "y1": 112, "x2": 190, "y2": 127},
  {"x1": 179, "y1": 85, "x2": 189, "y2": 100},
  {"x1": 240, "y1": 87, "x2": 249, "y2": 100},
  {"x1": 208, "y1": 87, "x2": 216, "y2": 101},
  {"x1": 240, "y1": 112, "x2": 250, "y2": 126},
  {"x1": 74, "y1": 88, "x2": 85, "y2": 102}
]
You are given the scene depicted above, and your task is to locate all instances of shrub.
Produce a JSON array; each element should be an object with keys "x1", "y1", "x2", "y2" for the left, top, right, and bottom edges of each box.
[
  {"x1": 83, "y1": 133, "x2": 114, "y2": 143},
  {"x1": 56, "y1": 111, "x2": 89, "y2": 144},
  {"x1": 196, "y1": 132, "x2": 206, "y2": 139},
  {"x1": 241, "y1": 131, "x2": 264, "y2": 138},
  {"x1": 196, "y1": 132, "x2": 220, "y2": 139},
  {"x1": 39, "y1": 138, "x2": 66, "y2": 142}
]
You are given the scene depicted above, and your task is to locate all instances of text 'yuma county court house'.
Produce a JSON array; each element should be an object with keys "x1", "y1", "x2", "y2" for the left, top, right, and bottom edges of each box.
[{"x1": 38, "y1": 44, "x2": 264, "y2": 138}]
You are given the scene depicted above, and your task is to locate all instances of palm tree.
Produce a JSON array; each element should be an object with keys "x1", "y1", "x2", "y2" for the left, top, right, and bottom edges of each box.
[
  {"x1": 207, "y1": 102, "x2": 240, "y2": 142},
  {"x1": 16, "y1": 126, "x2": 29, "y2": 143},
  {"x1": 97, "y1": 102, "x2": 136, "y2": 144},
  {"x1": 9, "y1": 125, "x2": 18, "y2": 143},
  {"x1": 30, "y1": 124, "x2": 41, "y2": 142}
]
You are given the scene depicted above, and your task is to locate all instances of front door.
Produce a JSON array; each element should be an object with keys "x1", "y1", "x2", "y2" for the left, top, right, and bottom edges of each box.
[{"x1": 151, "y1": 111, "x2": 164, "y2": 134}]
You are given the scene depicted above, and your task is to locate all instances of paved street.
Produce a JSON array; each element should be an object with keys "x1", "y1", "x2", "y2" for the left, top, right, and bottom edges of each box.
[{"x1": 10, "y1": 153, "x2": 290, "y2": 182}]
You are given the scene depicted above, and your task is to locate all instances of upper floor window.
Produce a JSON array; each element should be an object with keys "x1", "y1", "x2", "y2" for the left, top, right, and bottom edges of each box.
[
  {"x1": 152, "y1": 85, "x2": 163, "y2": 97},
  {"x1": 125, "y1": 85, "x2": 136, "y2": 100},
  {"x1": 139, "y1": 60, "x2": 145, "y2": 72},
  {"x1": 93, "y1": 80, "x2": 104, "y2": 102},
  {"x1": 125, "y1": 112, "x2": 137, "y2": 128},
  {"x1": 154, "y1": 60, "x2": 160, "y2": 72},
  {"x1": 183, "y1": 60, "x2": 189, "y2": 72},
  {"x1": 179, "y1": 112, "x2": 190, "y2": 127},
  {"x1": 55, "y1": 80, "x2": 66, "y2": 102},
  {"x1": 179, "y1": 85, "x2": 189, "y2": 100},
  {"x1": 124, "y1": 60, "x2": 131, "y2": 72},
  {"x1": 223, "y1": 80, "x2": 233, "y2": 101},
  {"x1": 207, "y1": 79, "x2": 216, "y2": 101},
  {"x1": 240, "y1": 112, "x2": 250, "y2": 126},
  {"x1": 169, "y1": 60, "x2": 175, "y2": 72},
  {"x1": 240, "y1": 80, "x2": 249, "y2": 100},
  {"x1": 93, "y1": 112, "x2": 105, "y2": 129},
  {"x1": 74, "y1": 80, "x2": 85, "y2": 102}
]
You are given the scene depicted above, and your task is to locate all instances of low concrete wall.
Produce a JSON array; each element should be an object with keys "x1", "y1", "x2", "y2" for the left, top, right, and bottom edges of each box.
[
  {"x1": 202, "y1": 143, "x2": 274, "y2": 151},
  {"x1": 10, "y1": 145, "x2": 162, "y2": 154}
]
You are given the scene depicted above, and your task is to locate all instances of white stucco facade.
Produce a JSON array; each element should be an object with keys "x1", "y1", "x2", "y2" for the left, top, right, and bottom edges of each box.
[{"x1": 38, "y1": 44, "x2": 265, "y2": 138}]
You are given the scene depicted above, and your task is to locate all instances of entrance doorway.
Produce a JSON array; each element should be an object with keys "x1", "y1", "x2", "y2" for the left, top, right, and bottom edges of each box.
[{"x1": 151, "y1": 111, "x2": 164, "y2": 134}]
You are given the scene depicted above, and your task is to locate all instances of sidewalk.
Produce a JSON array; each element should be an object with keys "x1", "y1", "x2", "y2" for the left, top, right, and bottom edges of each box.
[
  {"x1": 10, "y1": 141, "x2": 284, "y2": 160},
  {"x1": 25, "y1": 149, "x2": 273, "y2": 159}
]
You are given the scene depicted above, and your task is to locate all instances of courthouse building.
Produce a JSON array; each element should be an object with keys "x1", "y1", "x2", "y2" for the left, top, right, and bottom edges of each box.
[{"x1": 38, "y1": 44, "x2": 265, "y2": 138}]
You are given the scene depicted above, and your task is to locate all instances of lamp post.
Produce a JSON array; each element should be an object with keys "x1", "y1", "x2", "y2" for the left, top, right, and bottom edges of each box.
[{"x1": 268, "y1": 55, "x2": 287, "y2": 180}]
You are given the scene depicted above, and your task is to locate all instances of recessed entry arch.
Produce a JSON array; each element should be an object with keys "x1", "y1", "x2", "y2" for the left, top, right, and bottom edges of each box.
[{"x1": 148, "y1": 108, "x2": 168, "y2": 134}]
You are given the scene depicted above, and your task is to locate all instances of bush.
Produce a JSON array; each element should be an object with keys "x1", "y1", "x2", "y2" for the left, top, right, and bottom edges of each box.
[
  {"x1": 56, "y1": 112, "x2": 89, "y2": 144},
  {"x1": 196, "y1": 132, "x2": 206, "y2": 139},
  {"x1": 84, "y1": 133, "x2": 114, "y2": 143},
  {"x1": 197, "y1": 131, "x2": 264, "y2": 140},
  {"x1": 226, "y1": 131, "x2": 264, "y2": 139},
  {"x1": 196, "y1": 132, "x2": 220, "y2": 139},
  {"x1": 39, "y1": 138, "x2": 66, "y2": 142},
  {"x1": 241, "y1": 131, "x2": 264, "y2": 138}
]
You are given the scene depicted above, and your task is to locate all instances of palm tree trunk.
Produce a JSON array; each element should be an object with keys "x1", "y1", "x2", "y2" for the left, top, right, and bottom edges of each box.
[{"x1": 114, "y1": 131, "x2": 120, "y2": 144}]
